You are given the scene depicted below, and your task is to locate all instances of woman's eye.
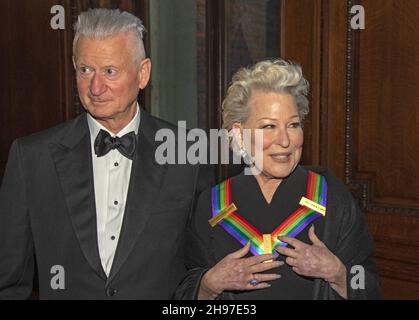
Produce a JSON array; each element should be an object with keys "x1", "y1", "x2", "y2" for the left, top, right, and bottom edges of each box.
[
  {"x1": 289, "y1": 122, "x2": 302, "y2": 128},
  {"x1": 262, "y1": 124, "x2": 275, "y2": 129}
]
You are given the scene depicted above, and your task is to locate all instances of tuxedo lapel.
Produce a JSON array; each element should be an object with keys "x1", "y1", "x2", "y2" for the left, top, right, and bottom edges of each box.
[
  {"x1": 107, "y1": 110, "x2": 167, "y2": 283},
  {"x1": 49, "y1": 114, "x2": 107, "y2": 280}
]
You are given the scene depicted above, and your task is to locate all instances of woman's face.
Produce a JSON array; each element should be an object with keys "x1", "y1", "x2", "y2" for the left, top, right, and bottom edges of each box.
[{"x1": 235, "y1": 91, "x2": 304, "y2": 179}]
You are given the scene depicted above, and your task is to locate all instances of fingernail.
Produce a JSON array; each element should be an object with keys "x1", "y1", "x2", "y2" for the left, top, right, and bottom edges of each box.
[{"x1": 274, "y1": 274, "x2": 282, "y2": 279}]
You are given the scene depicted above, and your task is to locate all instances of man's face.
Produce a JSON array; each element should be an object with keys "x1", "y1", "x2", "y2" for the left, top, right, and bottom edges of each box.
[{"x1": 74, "y1": 33, "x2": 150, "y2": 128}]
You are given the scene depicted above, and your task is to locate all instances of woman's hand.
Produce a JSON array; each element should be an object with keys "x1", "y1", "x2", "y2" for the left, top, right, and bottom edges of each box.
[
  {"x1": 275, "y1": 225, "x2": 348, "y2": 299},
  {"x1": 198, "y1": 242, "x2": 284, "y2": 300}
]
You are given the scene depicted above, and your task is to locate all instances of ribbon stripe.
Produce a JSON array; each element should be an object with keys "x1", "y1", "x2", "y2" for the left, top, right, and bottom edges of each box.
[{"x1": 209, "y1": 171, "x2": 328, "y2": 256}]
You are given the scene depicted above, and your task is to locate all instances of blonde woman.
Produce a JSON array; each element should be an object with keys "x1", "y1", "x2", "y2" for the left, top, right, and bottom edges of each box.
[{"x1": 176, "y1": 59, "x2": 381, "y2": 300}]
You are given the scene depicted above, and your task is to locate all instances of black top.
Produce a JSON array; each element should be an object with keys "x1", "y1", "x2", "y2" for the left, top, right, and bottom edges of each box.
[
  {"x1": 202, "y1": 166, "x2": 325, "y2": 299},
  {"x1": 176, "y1": 166, "x2": 382, "y2": 300}
]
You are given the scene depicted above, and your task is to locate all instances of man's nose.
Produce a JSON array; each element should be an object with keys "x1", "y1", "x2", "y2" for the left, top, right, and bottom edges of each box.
[{"x1": 89, "y1": 73, "x2": 107, "y2": 96}]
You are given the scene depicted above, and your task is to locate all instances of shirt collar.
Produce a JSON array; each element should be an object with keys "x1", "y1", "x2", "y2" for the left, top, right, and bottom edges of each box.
[{"x1": 87, "y1": 103, "x2": 141, "y2": 144}]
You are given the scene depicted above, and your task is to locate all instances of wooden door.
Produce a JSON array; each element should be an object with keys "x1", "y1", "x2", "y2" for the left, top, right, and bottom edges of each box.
[{"x1": 281, "y1": 0, "x2": 419, "y2": 299}]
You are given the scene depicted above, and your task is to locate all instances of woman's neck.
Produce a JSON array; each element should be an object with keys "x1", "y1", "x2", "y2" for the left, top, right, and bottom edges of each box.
[{"x1": 252, "y1": 171, "x2": 283, "y2": 204}]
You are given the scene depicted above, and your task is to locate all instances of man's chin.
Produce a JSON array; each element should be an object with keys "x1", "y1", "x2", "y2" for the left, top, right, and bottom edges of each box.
[
  {"x1": 85, "y1": 104, "x2": 113, "y2": 118},
  {"x1": 89, "y1": 100, "x2": 113, "y2": 108}
]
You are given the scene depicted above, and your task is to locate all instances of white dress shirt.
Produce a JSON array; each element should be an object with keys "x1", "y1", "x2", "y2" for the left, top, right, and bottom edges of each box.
[{"x1": 87, "y1": 105, "x2": 140, "y2": 276}]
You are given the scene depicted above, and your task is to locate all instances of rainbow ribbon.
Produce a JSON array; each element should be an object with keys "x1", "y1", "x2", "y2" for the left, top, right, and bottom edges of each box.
[{"x1": 210, "y1": 171, "x2": 327, "y2": 257}]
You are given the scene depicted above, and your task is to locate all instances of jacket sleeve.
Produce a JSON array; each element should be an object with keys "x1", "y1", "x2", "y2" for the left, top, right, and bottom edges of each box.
[
  {"x1": 174, "y1": 186, "x2": 215, "y2": 300},
  {"x1": 0, "y1": 140, "x2": 34, "y2": 299},
  {"x1": 317, "y1": 182, "x2": 382, "y2": 300},
  {"x1": 338, "y1": 195, "x2": 382, "y2": 299}
]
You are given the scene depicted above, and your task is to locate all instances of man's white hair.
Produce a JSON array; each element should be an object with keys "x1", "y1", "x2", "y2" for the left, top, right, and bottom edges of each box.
[{"x1": 73, "y1": 8, "x2": 146, "y2": 65}]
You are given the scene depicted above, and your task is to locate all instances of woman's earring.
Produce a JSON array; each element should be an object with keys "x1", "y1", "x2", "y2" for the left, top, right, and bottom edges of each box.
[{"x1": 240, "y1": 146, "x2": 254, "y2": 167}]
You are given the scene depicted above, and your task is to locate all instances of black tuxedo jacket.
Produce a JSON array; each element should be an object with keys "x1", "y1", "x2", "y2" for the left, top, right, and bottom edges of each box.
[{"x1": 0, "y1": 109, "x2": 213, "y2": 299}]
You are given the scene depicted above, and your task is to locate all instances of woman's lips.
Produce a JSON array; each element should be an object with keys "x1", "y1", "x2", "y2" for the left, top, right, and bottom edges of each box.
[{"x1": 269, "y1": 152, "x2": 292, "y2": 163}]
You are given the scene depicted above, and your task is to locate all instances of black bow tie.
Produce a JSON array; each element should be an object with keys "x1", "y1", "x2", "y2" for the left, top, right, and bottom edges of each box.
[{"x1": 94, "y1": 129, "x2": 137, "y2": 160}]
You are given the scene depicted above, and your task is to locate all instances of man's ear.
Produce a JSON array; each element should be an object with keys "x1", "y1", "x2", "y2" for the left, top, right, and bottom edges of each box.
[{"x1": 138, "y1": 58, "x2": 151, "y2": 90}]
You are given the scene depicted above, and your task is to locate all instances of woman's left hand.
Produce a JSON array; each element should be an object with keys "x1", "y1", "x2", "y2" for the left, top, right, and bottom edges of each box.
[{"x1": 275, "y1": 225, "x2": 348, "y2": 299}]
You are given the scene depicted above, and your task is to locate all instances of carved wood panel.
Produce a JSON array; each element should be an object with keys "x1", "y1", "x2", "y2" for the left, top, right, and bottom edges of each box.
[{"x1": 346, "y1": 0, "x2": 419, "y2": 299}]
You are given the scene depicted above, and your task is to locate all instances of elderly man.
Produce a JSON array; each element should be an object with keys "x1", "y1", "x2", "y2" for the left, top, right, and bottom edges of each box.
[{"x1": 0, "y1": 8, "x2": 212, "y2": 299}]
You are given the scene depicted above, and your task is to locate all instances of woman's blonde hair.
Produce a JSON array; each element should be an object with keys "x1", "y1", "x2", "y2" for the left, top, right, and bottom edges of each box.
[{"x1": 222, "y1": 59, "x2": 309, "y2": 130}]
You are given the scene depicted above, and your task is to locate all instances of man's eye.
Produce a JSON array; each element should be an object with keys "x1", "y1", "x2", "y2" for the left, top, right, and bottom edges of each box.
[
  {"x1": 104, "y1": 68, "x2": 117, "y2": 76},
  {"x1": 78, "y1": 66, "x2": 92, "y2": 74}
]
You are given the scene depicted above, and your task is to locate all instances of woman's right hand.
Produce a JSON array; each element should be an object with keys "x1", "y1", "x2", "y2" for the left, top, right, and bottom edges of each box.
[{"x1": 198, "y1": 242, "x2": 284, "y2": 300}]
